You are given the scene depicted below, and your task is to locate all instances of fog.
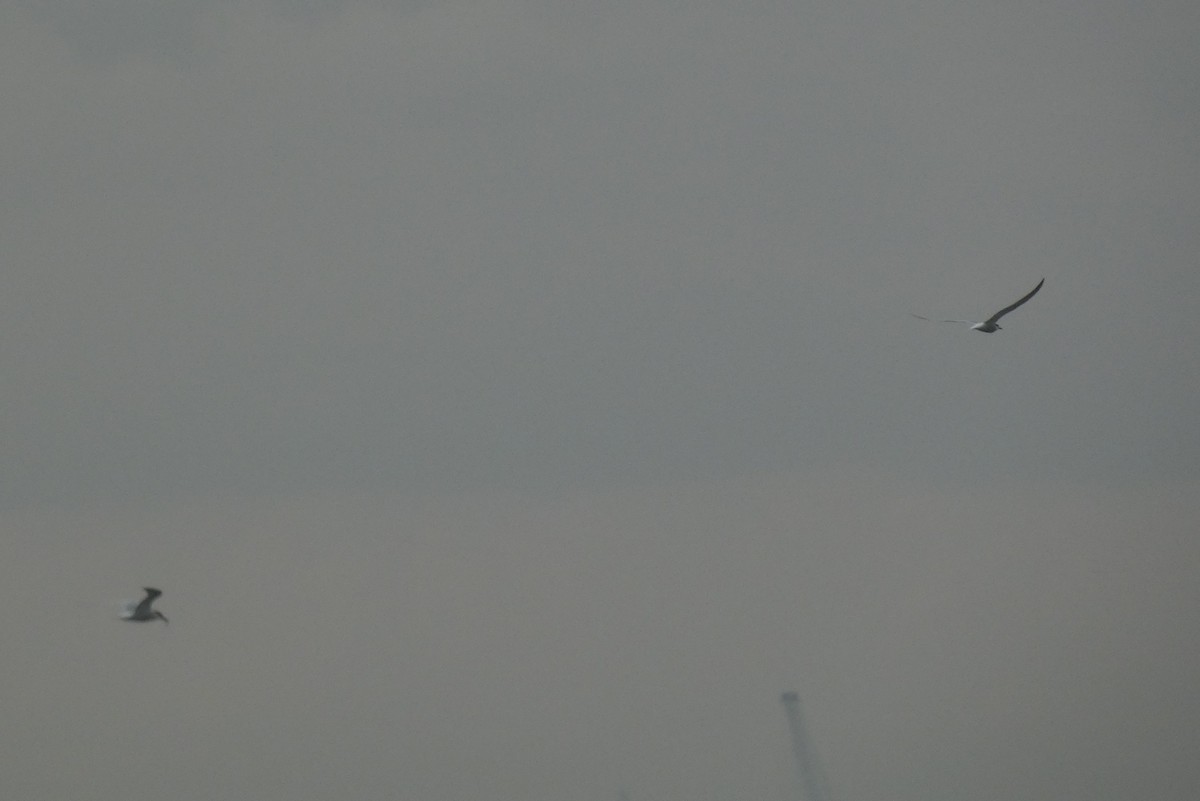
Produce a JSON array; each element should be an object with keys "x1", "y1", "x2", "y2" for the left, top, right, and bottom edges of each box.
[{"x1": 1, "y1": 1, "x2": 1197, "y2": 799}]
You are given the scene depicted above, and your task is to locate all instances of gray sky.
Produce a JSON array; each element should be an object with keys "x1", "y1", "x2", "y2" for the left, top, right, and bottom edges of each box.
[{"x1": 1, "y1": 1, "x2": 1198, "y2": 799}]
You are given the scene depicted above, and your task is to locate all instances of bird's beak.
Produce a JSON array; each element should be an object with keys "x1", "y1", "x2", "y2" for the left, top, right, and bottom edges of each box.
[{"x1": 158, "y1": 613, "x2": 169, "y2": 625}]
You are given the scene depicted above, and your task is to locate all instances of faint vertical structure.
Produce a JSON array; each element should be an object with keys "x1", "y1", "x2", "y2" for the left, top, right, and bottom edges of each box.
[{"x1": 780, "y1": 691, "x2": 834, "y2": 801}]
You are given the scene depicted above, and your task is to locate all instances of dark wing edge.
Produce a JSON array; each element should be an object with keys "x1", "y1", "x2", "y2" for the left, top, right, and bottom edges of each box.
[{"x1": 986, "y1": 278, "x2": 1044, "y2": 324}]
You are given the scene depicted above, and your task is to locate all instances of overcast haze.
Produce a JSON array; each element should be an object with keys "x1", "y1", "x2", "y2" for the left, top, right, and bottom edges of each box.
[{"x1": 2, "y1": 1, "x2": 1198, "y2": 800}]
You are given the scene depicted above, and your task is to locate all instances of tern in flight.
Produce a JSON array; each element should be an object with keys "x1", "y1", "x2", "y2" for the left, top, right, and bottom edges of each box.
[
  {"x1": 913, "y1": 278, "x2": 1044, "y2": 333},
  {"x1": 120, "y1": 587, "x2": 169, "y2": 625}
]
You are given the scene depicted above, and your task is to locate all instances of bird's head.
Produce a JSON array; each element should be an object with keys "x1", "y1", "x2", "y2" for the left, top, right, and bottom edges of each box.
[{"x1": 155, "y1": 611, "x2": 169, "y2": 625}]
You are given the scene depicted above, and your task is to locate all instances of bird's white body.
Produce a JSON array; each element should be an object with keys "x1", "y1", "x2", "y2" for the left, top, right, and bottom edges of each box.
[
  {"x1": 913, "y1": 278, "x2": 1044, "y2": 333},
  {"x1": 120, "y1": 587, "x2": 169, "y2": 625}
]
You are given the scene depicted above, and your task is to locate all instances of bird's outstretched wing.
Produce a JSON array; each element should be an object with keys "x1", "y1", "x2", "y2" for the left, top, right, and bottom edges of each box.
[
  {"x1": 132, "y1": 587, "x2": 163, "y2": 617},
  {"x1": 984, "y1": 278, "x2": 1044, "y2": 325},
  {"x1": 911, "y1": 314, "x2": 972, "y2": 324}
]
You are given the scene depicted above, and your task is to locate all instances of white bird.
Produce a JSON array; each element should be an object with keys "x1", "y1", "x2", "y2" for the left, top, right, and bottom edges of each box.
[
  {"x1": 120, "y1": 587, "x2": 169, "y2": 625},
  {"x1": 913, "y1": 278, "x2": 1044, "y2": 333}
]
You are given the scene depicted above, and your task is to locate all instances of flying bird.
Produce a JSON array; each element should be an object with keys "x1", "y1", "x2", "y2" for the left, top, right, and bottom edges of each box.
[
  {"x1": 913, "y1": 278, "x2": 1044, "y2": 333},
  {"x1": 120, "y1": 587, "x2": 169, "y2": 625}
]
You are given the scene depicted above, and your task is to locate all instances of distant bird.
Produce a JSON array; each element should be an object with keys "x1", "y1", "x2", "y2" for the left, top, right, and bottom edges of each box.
[
  {"x1": 913, "y1": 278, "x2": 1044, "y2": 333},
  {"x1": 120, "y1": 587, "x2": 169, "y2": 625}
]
